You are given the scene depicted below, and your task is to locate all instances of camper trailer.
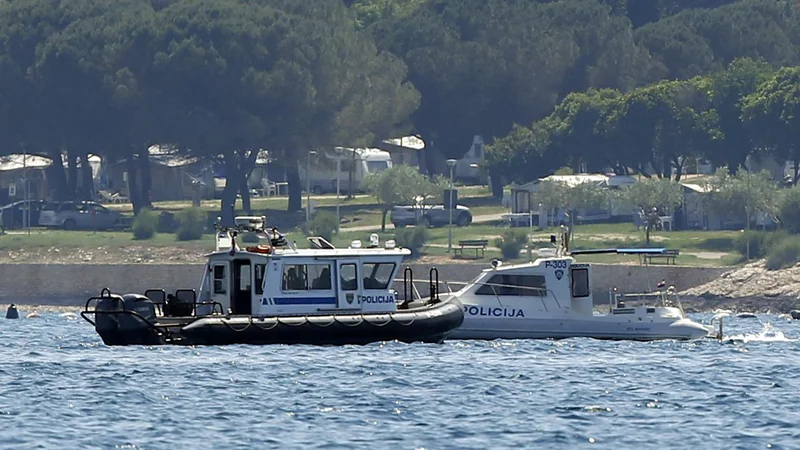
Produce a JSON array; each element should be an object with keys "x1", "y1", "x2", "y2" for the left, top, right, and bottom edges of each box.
[{"x1": 299, "y1": 147, "x2": 393, "y2": 194}]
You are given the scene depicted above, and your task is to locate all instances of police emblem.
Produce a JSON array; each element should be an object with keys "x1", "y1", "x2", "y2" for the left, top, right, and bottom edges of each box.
[{"x1": 555, "y1": 269, "x2": 564, "y2": 280}]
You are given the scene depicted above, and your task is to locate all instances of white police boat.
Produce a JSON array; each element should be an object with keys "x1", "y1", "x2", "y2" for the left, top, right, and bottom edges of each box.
[
  {"x1": 81, "y1": 216, "x2": 464, "y2": 346},
  {"x1": 445, "y1": 233, "x2": 715, "y2": 341}
]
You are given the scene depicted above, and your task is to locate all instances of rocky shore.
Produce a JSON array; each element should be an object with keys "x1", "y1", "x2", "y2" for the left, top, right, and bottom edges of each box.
[{"x1": 680, "y1": 261, "x2": 800, "y2": 313}]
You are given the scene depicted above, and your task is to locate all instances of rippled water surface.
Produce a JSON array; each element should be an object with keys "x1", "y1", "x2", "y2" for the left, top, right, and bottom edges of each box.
[{"x1": 1, "y1": 312, "x2": 800, "y2": 449}]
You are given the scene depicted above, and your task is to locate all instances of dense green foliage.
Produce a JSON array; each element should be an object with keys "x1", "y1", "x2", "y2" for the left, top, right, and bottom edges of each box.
[
  {"x1": 307, "y1": 211, "x2": 340, "y2": 241},
  {"x1": 176, "y1": 207, "x2": 205, "y2": 241},
  {"x1": 362, "y1": 164, "x2": 446, "y2": 231},
  {"x1": 495, "y1": 230, "x2": 528, "y2": 260},
  {"x1": 394, "y1": 226, "x2": 428, "y2": 256},
  {"x1": 487, "y1": 56, "x2": 800, "y2": 186},
  {"x1": 131, "y1": 208, "x2": 158, "y2": 240},
  {"x1": 2, "y1": 0, "x2": 800, "y2": 217},
  {"x1": 777, "y1": 186, "x2": 800, "y2": 234}
]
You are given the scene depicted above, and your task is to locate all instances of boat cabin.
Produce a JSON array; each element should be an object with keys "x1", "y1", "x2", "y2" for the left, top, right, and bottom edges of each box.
[
  {"x1": 458, "y1": 256, "x2": 594, "y2": 316},
  {"x1": 197, "y1": 217, "x2": 410, "y2": 317}
]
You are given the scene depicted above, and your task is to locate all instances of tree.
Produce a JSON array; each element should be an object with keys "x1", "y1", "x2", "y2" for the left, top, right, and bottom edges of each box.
[
  {"x1": 704, "y1": 168, "x2": 778, "y2": 235},
  {"x1": 636, "y1": 1, "x2": 800, "y2": 80},
  {"x1": 362, "y1": 164, "x2": 445, "y2": 231},
  {"x1": 777, "y1": 186, "x2": 800, "y2": 234},
  {"x1": 742, "y1": 67, "x2": 800, "y2": 185},
  {"x1": 533, "y1": 179, "x2": 610, "y2": 239},
  {"x1": 372, "y1": 0, "x2": 653, "y2": 196},
  {"x1": 619, "y1": 178, "x2": 684, "y2": 245},
  {"x1": 704, "y1": 58, "x2": 774, "y2": 172}
]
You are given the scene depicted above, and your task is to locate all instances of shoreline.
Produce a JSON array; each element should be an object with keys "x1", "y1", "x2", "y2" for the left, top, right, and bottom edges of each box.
[{"x1": 3, "y1": 295, "x2": 796, "y2": 315}]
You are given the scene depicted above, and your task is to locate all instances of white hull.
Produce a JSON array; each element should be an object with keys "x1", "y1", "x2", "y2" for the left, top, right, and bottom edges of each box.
[
  {"x1": 436, "y1": 254, "x2": 713, "y2": 342},
  {"x1": 450, "y1": 317, "x2": 711, "y2": 341}
]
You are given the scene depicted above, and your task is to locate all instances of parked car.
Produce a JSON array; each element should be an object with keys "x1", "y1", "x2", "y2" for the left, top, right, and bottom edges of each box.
[
  {"x1": 390, "y1": 204, "x2": 472, "y2": 228},
  {"x1": 0, "y1": 200, "x2": 45, "y2": 229},
  {"x1": 39, "y1": 201, "x2": 127, "y2": 230}
]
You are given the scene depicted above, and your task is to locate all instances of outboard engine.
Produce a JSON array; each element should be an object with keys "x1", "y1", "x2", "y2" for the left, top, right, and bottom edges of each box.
[
  {"x1": 6, "y1": 304, "x2": 19, "y2": 319},
  {"x1": 94, "y1": 294, "x2": 125, "y2": 345},
  {"x1": 118, "y1": 294, "x2": 161, "y2": 345}
]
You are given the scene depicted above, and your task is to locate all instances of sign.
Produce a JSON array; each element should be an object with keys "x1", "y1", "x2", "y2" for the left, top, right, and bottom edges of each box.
[
  {"x1": 464, "y1": 305, "x2": 525, "y2": 318},
  {"x1": 8, "y1": 184, "x2": 16, "y2": 197},
  {"x1": 359, "y1": 294, "x2": 395, "y2": 304}
]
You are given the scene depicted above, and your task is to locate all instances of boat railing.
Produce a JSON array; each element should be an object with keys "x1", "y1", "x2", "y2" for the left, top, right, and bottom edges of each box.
[
  {"x1": 609, "y1": 287, "x2": 685, "y2": 317},
  {"x1": 397, "y1": 267, "x2": 443, "y2": 307}
]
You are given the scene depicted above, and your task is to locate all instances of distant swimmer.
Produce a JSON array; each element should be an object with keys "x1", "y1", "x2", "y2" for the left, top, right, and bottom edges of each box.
[
  {"x1": 26, "y1": 311, "x2": 40, "y2": 319},
  {"x1": 6, "y1": 304, "x2": 19, "y2": 319}
]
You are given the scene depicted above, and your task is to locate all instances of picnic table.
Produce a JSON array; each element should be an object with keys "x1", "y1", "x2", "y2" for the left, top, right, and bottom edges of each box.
[
  {"x1": 453, "y1": 239, "x2": 489, "y2": 259},
  {"x1": 642, "y1": 249, "x2": 680, "y2": 265}
]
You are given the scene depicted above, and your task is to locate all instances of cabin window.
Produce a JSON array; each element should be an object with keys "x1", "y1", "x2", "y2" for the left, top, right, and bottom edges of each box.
[
  {"x1": 213, "y1": 264, "x2": 227, "y2": 294},
  {"x1": 475, "y1": 274, "x2": 546, "y2": 297},
  {"x1": 340, "y1": 263, "x2": 358, "y2": 291},
  {"x1": 254, "y1": 264, "x2": 266, "y2": 295},
  {"x1": 309, "y1": 264, "x2": 332, "y2": 290},
  {"x1": 362, "y1": 263, "x2": 395, "y2": 290},
  {"x1": 239, "y1": 265, "x2": 251, "y2": 291},
  {"x1": 281, "y1": 264, "x2": 332, "y2": 291},
  {"x1": 571, "y1": 268, "x2": 590, "y2": 298}
]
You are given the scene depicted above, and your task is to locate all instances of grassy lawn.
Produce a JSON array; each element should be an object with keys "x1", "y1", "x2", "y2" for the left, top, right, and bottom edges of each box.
[
  {"x1": 0, "y1": 230, "x2": 211, "y2": 250},
  {"x1": 2, "y1": 204, "x2": 745, "y2": 268}
]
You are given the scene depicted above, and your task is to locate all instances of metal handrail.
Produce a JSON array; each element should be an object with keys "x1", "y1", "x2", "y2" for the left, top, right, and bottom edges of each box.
[{"x1": 610, "y1": 288, "x2": 685, "y2": 316}]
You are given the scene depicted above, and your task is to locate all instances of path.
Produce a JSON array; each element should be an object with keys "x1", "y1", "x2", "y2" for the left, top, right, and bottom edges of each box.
[{"x1": 340, "y1": 212, "x2": 507, "y2": 232}]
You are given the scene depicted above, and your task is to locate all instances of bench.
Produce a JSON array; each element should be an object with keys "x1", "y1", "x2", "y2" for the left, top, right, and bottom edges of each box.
[
  {"x1": 454, "y1": 239, "x2": 489, "y2": 259},
  {"x1": 643, "y1": 249, "x2": 680, "y2": 265}
]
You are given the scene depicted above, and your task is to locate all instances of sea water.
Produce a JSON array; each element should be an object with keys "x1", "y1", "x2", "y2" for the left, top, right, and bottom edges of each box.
[{"x1": 1, "y1": 312, "x2": 799, "y2": 449}]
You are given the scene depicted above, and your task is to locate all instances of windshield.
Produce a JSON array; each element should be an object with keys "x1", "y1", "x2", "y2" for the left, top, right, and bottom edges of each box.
[{"x1": 366, "y1": 160, "x2": 389, "y2": 173}]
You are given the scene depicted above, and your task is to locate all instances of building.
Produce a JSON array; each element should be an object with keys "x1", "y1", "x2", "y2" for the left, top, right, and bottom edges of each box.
[
  {"x1": 507, "y1": 174, "x2": 637, "y2": 226},
  {"x1": 0, "y1": 154, "x2": 51, "y2": 204},
  {"x1": 106, "y1": 146, "x2": 215, "y2": 202}
]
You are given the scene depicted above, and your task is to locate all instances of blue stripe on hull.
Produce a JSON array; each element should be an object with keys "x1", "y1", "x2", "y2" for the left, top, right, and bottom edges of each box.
[{"x1": 273, "y1": 296, "x2": 337, "y2": 305}]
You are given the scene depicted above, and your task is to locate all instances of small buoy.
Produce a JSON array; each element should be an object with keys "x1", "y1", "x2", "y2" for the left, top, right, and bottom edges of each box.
[
  {"x1": 791, "y1": 310, "x2": 800, "y2": 320},
  {"x1": 736, "y1": 312, "x2": 757, "y2": 319},
  {"x1": 26, "y1": 311, "x2": 40, "y2": 319},
  {"x1": 6, "y1": 304, "x2": 19, "y2": 319}
]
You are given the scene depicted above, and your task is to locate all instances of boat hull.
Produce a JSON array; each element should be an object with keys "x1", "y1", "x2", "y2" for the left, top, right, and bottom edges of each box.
[
  {"x1": 450, "y1": 317, "x2": 711, "y2": 341},
  {"x1": 87, "y1": 297, "x2": 465, "y2": 346}
]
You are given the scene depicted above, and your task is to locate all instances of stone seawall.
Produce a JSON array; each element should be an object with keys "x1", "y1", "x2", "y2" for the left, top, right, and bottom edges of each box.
[{"x1": 0, "y1": 263, "x2": 727, "y2": 305}]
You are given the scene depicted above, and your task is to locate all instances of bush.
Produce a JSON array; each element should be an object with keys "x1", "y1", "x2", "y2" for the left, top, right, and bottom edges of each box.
[
  {"x1": 131, "y1": 208, "x2": 158, "y2": 240},
  {"x1": 765, "y1": 237, "x2": 800, "y2": 270},
  {"x1": 735, "y1": 230, "x2": 788, "y2": 260},
  {"x1": 778, "y1": 187, "x2": 800, "y2": 234},
  {"x1": 395, "y1": 227, "x2": 428, "y2": 256},
  {"x1": 494, "y1": 230, "x2": 528, "y2": 260},
  {"x1": 157, "y1": 212, "x2": 179, "y2": 233},
  {"x1": 176, "y1": 207, "x2": 205, "y2": 241},
  {"x1": 307, "y1": 211, "x2": 339, "y2": 241}
]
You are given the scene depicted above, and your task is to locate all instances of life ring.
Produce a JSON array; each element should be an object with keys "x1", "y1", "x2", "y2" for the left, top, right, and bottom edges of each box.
[{"x1": 246, "y1": 245, "x2": 272, "y2": 254}]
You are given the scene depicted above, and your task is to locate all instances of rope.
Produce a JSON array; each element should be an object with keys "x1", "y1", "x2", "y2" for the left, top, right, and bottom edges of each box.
[
  {"x1": 367, "y1": 315, "x2": 393, "y2": 327},
  {"x1": 335, "y1": 315, "x2": 364, "y2": 327},
  {"x1": 277, "y1": 316, "x2": 308, "y2": 327},
  {"x1": 250, "y1": 318, "x2": 280, "y2": 331},
  {"x1": 220, "y1": 316, "x2": 253, "y2": 333},
  {"x1": 307, "y1": 317, "x2": 337, "y2": 328},
  {"x1": 391, "y1": 314, "x2": 416, "y2": 327}
]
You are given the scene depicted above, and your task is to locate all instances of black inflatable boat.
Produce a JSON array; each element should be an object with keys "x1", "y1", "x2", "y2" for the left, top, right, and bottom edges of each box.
[{"x1": 81, "y1": 287, "x2": 464, "y2": 346}]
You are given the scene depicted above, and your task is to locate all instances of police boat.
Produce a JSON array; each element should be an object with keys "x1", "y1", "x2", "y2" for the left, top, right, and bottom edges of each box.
[
  {"x1": 444, "y1": 231, "x2": 715, "y2": 341},
  {"x1": 80, "y1": 216, "x2": 464, "y2": 346}
]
